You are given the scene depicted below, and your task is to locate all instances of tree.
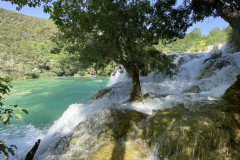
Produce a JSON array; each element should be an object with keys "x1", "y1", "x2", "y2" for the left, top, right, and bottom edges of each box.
[
  {"x1": 1, "y1": 0, "x2": 190, "y2": 101},
  {"x1": 182, "y1": 0, "x2": 240, "y2": 41},
  {"x1": 47, "y1": 0, "x2": 189, "y2": 101}
]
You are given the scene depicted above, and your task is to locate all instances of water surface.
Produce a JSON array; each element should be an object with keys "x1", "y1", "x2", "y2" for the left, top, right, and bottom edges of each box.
[{"x1": 2, "y1": 77, "x2": 108, "y2": 128}]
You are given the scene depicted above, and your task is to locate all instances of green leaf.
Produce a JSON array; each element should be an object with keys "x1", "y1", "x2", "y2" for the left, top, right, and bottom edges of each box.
[
  {"x1": 10, "y1": 145, "x2": 17, "y2": 149},
  {"x1": 0, "y1": 113, "x2": 11, "y2": 125},
  {"x1": 21, "y1": 109, "x2": 28, "y2": 115},
  {"x1": 15, "y1": 114, "x2": 22, "y2": 121},
  {"x1": 10, "y1": 105, "x2": 18, "y2": 108}
]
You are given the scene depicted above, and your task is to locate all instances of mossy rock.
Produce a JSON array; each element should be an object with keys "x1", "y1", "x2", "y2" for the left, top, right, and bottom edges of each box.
[
  {"x1": 87, "y1": 140, "x2": 150, "y2": 160},
  {"x1": 223, "y1": 75, "x2": 240, "y2": 104},
  {"x1": 91, "y1": 88, "x2": 111, "y2": 101},
  {"x1": 57, "y1": 109, "x2": 149, "y2": 159},
  {"x1": 146, "y1": 104, "x2": 240, "y2": 159},
  {"x1": 54, "y1": 102, "x2": 240, "y2": 160}
]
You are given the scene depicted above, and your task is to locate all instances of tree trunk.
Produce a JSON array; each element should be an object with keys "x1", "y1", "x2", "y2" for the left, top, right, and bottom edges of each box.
[
  {"x1": 214, "y1": 0, "x2": 240, "y2": 41},
  {"x1": 124, "y1": 64, "x2": 142, "y2": 102},
  {"x1": 25, "y1": 139, "x2": 41, "y2": 160}
]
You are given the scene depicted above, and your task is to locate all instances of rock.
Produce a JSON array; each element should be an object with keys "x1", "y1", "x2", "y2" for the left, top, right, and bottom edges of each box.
[
  {"x1": 146, "y1": 104, "x2": 239, "y2": 159},
  {"x1": 88, "y1": 140, "x2": 149, "y2": 160},
  {"x1": 183, "y1": 85, "x2": 201, "y2": 93},
  {"x1": 54, "y1": 103, "x2": 240, "y2": 159},
  {"x1": 91, "y1": 88, "x2": 111, "y2": 101},
  {"x1": 198, "y1": 52, "x2": 230, "y2": 80},
  {"x1": 55, "y1": 109, "x2": 150, "y2": 160},
  {"x1": 223, "y1": 75, "x2": 240, "y2": 104}
]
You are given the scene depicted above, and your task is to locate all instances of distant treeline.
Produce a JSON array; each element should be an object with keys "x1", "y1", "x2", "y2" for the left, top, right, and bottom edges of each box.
[
  {"x1": 156, "y1": 27, "x2": 232, "y2": 53},
  {"x1": 0, "y1": 8, "x2": 235, "y2": 80}
]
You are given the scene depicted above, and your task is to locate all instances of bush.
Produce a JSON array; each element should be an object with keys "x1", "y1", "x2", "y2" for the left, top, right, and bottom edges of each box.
[
  {"x1": 28, "y1": 73, "x2": 39, "y2": 79},
  {"x1": 39, "y1": 71, "x2": 57, "y2": 78}
]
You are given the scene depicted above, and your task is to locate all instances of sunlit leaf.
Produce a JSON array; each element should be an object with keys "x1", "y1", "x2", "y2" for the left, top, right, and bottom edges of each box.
[
  {"x1": 0, "y1": 113, "x2": 11, "y2": 124},
  {"x1": 15, "y1": 113, "x2": 22, "y2": 121}
]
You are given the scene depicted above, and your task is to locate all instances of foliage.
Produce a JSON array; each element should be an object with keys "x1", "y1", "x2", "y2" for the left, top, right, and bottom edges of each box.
[
  {"x1": 156, "y1": 26, "x2": 231, "y2": 53},
  {"x1": 182, "y1": 0, "x2": 240, "y2": 41},
  {"x1": 0, "y1": 8, "x2": 117, "y2": 79},
  {"x1": 0, "y1": 77, "x2": 28, "y2": 159},
  {"x1": 183, "y1": 0, "x2": 240, "y2": 22},
  {"x1": 0, "y1": 8, "x2": 57, "y2": 79},
  {"x1": 48, "y1": 0, "x2": 188, "y2": 101}
]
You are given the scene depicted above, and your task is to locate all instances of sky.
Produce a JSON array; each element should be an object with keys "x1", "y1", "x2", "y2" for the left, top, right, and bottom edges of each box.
[{"x1": 0, "y1": 1, "x2": 229, "y2": 35}]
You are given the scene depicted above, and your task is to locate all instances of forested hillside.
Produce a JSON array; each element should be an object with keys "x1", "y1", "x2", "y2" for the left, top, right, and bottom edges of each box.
[
  {"x1": 0, "y1": 8, "x2": 60, "y2": 79},
  {"x1": 0, "y1": 8, "x2": 116, "y2": 79}
]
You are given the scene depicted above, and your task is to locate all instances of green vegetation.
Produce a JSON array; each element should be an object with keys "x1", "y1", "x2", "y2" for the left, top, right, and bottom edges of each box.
[
  {"x1": 156, "y1": 26, "x2": 232, "y2": 53},
  {"x1": 49, "y1": 0, "x2": 189, "y2": 101},
  {"x1": 183, "y1": 0, "x2": 240, "y2": 42},
  {"x1": 0, "y1": 8, "x2": 58, "y2": 79},
  {"x1": 0, "y1": 8, "x2": 116, "y2": 79},
  {"x1": 0, "y1": 77, "x2": 28, "y2": 159}
]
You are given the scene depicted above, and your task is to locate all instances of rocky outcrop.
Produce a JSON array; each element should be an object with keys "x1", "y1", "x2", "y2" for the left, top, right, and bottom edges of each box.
[
  {"x1": 54, "y1": 103, "x2": 240, "y2": 160},
  {"x1": 54, "y1": 109, "x2": 150, "y2": 160},
  {"x1": 146, "y1": 104, "x2": 239, "y2": 159}
]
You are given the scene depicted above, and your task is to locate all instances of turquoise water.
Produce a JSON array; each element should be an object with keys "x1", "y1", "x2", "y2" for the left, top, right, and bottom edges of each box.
[{"x1": 2, "y1": 77, "x2": 108, "y2": 129}]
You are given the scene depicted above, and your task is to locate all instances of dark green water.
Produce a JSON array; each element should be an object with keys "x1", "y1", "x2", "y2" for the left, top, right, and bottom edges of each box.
[{"x1": 3, "y1": 77, "x2": 108, "y2": 128}]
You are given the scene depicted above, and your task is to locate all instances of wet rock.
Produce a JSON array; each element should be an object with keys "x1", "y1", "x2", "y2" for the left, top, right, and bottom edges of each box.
[
  {"x1": 183, "y1": 85, "x2": 201, "y2": 93},
  {"x1": 91, "y1": 88, "x2": 111, "y2": 101},
  {"x1": 198, "y1": 52, "x2": 230, "y2": 80},
  {"x1": 55, "y1": 109, "x2": 150, "y2": 160}
]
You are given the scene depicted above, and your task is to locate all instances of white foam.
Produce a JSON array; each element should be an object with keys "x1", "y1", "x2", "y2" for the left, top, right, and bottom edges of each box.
[{"x1": 107, "y1": 65, "x2": 129, "y2": 87}]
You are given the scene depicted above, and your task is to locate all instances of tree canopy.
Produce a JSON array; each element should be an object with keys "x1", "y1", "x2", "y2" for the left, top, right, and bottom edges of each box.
[{"x1": 47, "y1": 0, "x2": 190, "y2": 101}]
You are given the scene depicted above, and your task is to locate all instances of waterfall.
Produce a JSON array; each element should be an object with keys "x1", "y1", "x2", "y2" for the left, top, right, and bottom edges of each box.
[
  {"x1": 3, "y1": 48, "x2": 240, "y2": 159},
  {"x1": 107, "y1": 65, "x2": 129, "y2": 87}
]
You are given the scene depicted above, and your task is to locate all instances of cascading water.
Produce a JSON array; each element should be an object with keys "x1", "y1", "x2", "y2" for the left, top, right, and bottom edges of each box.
[
  {"x1": 1, "y1": 45, "x2": 240, "y2": 159},
  {"x1": 107, "y1": 65, "x2": 129, "y2": 87}
]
